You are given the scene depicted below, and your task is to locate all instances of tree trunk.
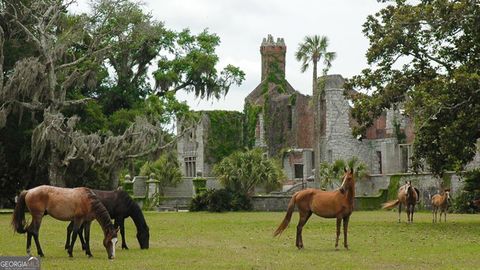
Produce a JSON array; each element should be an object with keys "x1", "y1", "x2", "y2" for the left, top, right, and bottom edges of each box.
[
  {"x1": 48, "y1": 150, "x2": 66, "y2": 187},
  {"x1": 312, "y1": 61, "x2": 321, "y2": 183},
  {"x1": 109, "y1": 168, "x2": 120, "y2": 190},
  {"x1": 0, "y1": 26, "x2": 4, "y2": 94}
]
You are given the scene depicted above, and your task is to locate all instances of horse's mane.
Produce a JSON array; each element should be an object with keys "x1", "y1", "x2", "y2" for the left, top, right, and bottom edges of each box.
[
  {"x1": 86, "y1": 189, "x2": 114, "y2": 230},
  {"x1": 117, "y1": 190, "x2": 149, "y2": 233},
  {"x1": 414, "y1": 187, "x2": 420, "y2": 202}
]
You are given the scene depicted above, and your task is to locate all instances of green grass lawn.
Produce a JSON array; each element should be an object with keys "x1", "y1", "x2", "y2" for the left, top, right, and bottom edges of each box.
[{"x1": 1, "y1": 211, "x2": 480, "y2": 270}]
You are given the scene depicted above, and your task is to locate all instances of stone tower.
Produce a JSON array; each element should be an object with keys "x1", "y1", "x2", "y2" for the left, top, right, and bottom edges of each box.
[{"x1": 260, "y1": 34, "x2": 286, "y2": 81}]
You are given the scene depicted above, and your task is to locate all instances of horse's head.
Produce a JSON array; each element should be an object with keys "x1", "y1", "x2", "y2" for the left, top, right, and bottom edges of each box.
[
  {"x1": 404, "y1": 181, "x2": 412, "y2": 197},
  {"x1": 340, "y1": 168, "x2": 355, "y2": 192},
  {"x1": 103, "y1": 225, "x2": 119, "y2": 259},
  {"x1": 137, "y1": 225, "x2": 150, "y2": 249},
  {"x1": 445, "y1": 190, "x2": 451, "y2": 204}
]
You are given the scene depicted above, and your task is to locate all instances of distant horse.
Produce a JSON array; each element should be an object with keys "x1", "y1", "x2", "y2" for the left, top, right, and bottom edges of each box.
[
  {"x1": 431, "y1": 189, "x2": 451, "y2": 223},
  {"x1": 473, "y1": 199, "x2": 480, "y2": 208},
  {"x1": 12, "y1": 185, "x2": 119, "y2": 259},
  {"x1": 382, "y1": 181, "x2": 419, "y2": 223},
  {"x1": 65, "y1": 189, "x2": 149, "y2": 250},
  {"x1": 274, "y1": 168, "x2": 355, "y2": 250}
]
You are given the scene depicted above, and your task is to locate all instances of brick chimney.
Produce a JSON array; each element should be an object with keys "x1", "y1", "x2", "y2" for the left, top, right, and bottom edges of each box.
[{"x1": 260, "y1": 34, "x2": 286, "y2": 81}]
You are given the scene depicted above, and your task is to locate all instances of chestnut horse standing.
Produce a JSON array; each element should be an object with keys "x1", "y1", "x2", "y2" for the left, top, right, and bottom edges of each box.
[
  {"x1": 12, "y1": 185, "x2": 119, "y2": 259},
  {"x1": 431, "y1": 190, "x2": 451, "y2": 223},
  {"x1": 274, "y1": 169, "x2": 355, "y2": 250},
  {"x1": 382, "y1": 181, "x2": 419, "y2": 223}
]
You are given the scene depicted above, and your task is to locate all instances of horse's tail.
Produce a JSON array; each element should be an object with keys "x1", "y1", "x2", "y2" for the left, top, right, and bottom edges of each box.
[
  {"x1": 382, "y1": 199, "x2": 400, "y2": 210},
  {"x1": 273, "y1": 192, "x2": 298, "y2": 237},
  {"x1": 11, "y1": 191, "x2": 28, "y2": 234}
]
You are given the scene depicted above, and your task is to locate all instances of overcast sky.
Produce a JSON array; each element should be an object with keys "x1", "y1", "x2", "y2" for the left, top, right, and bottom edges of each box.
[{"x1": 75, "y1": 0, "x2": 387, "y2": 112}]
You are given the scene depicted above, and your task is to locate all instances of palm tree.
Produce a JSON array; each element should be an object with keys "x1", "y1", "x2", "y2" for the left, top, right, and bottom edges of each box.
[
  {"x1": 318, "y1": 156, "x2": 369, "y2": 190},
  {"x1": 295, "y1": 35, "x2": 336, "y2": 96},
  {"x1": 296, "y1": 35, "x2": 336, "y2": 182},
  {"x1": 346, "y1": 156, "x2": 369, "y2": 180}
]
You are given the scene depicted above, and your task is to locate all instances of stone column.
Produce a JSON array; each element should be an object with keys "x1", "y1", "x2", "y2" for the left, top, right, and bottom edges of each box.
[
  {"x1": 123, "y1": 174, "x2": 133, "y2": 196},
  {"x1": 146, "y1": 173, "x2": 160, "y2": 199}
]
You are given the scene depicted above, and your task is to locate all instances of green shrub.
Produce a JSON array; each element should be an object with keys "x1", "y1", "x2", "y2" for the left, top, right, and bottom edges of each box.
[
  {"x1": 192, "y1": 177, "x2": 207, "y2": 195},
  {"x1": 189, "y1": 189, "x2": 214, "y2": 212},
  {"x1": 452, "y1": 169, "x2": 480, "y2": 213},
  {"x1": 207, "y1": 189, "x2": 232, "y2": 212},
  {"x1": 189, "y1": 189, "x2": 252, "y2": 212},
  {"x1": 453, "y1": 191, "x2": 478, "y2": 213},
  {"x1": 230, "y1": 192, "x2": 252, "y2": 211}
]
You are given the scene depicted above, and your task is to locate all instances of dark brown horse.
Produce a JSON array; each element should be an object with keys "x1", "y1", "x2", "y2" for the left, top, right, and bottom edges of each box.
[
  {"x1": 431, "y1": 189, "x2": 451, "y2": 223},
  {"x1": 274, "y1": 168, "x2": 355, "y2": 250},
  {"x1": 65, "y1": 189, "x2": 149, "y2": 250},
  {"x1": 472, "y1": 199, "x2": 480, "y2": 208},
  {"x1": 382, "y1": 181, "x2": 419, "y2": 223},
  {"x1": 12, "y1": 185, "x2": 119, "y2": 259}
]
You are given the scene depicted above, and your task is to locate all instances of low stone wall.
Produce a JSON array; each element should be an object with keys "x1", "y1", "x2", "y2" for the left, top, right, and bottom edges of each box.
[
  {"x1": 153, "y1": 172, "x2": 464, "y2": 211},
  {"x1": 365, "y1": 172, "x2": 462, "y2": 210},
  {"x1": 251, "y1": 195, "x2": 291, "y2": 211},
  {"x1": 156, "y1": 197, "x2": 192, "y2": 211},
  {"x1": 163, "y1": 177, "x2": 221, "y2": 197}
]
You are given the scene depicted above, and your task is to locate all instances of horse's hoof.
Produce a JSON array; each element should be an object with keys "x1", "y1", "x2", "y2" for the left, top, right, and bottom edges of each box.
[
  {"x1": 122, "y1": 245, "x2": 129, "y2": 250},
  {"x1": 344, "y1": 246, "x2": 349, "y2": 250},
  {"x1": 38, "y1": 253, "x2": 44, "y2": 258}
]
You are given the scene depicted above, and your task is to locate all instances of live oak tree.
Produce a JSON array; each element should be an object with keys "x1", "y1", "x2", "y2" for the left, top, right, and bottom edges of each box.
[
  {"x1": 0, "y1": 0, "x2": 244, "y2": 193},
  {"x1": 346, "y1": 0, "x2": 480, "y2": 176}
]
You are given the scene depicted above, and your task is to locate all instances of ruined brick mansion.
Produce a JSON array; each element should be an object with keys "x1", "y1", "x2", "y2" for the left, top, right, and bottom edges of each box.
[{"x1": 176, "y1": 35, "x2": 431, "y2": 184}]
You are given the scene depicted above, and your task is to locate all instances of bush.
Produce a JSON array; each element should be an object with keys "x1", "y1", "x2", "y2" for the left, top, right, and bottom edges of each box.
[
  {"x1": 192, "y1": 177, "x2": 207, "y2": 195},
  {"x1": 189, "y1": 189, "x2": 213, "y2": 212},
  {"x1": 452, "y1": 169, "x2": 480, "y2": 213},
  {"x1": 213, "y1": 148, "x2": 286, "y2": 195},
  {"x1": 189, "y1": 189, "x2": 253, "y2": 212},
  {"x1": 207, "y1": 189, "x2": 232, "y2": 212},
  {"x1": 453, "y1": 191, "x2": 479, "y2": 214},
  {"x1": 231, "y1": 192, "x2": 253, "y2": 211}
]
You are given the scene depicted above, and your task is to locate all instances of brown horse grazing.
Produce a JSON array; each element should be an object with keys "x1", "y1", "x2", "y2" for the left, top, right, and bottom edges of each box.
[
  {"x1": 382, "y1": 181, "x2": 419, "y2": 223},
  {"x1": 274, "y1": 169, "x2": 355, "y2": 250},
  {"x1": 431, "y1": 189, "x2": 451, "y2": 223},
  {"x1": 11, "y1": 185, "x2": 119, "y2": 259}
]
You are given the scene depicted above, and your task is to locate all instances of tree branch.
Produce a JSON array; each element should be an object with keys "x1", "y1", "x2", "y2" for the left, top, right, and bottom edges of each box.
[
  {"x1": 418, "y1": 89, "x2": 480, "y2": 130},
  {"x1": 4, "y1": 10, "x2": 41, "y2": 50},
  {"x1": 59, "y1": 97, "x2": 93, "y2": 108},
  {"x1": 0, "y1": 100, "x2": 46, "y2": 112},
  {"x1": 120, "y1": 125, "x2": 193, "y2": 160},
  {"x1": 55, "y1": 45, "x2": 112, "y2": 71}
]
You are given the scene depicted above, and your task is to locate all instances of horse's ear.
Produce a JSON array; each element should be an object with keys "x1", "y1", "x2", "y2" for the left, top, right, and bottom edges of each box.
[
  {"x1": 344, "y1": 167, "x2": 347, "y2": 173},
  {"x1": 349, "y1": 168, "x2": 354, "y2": 174}
]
